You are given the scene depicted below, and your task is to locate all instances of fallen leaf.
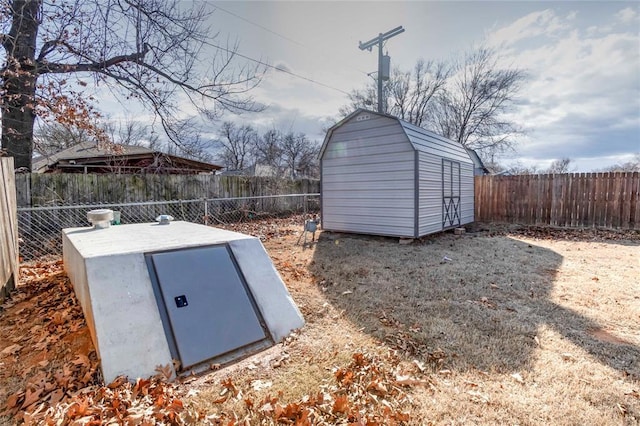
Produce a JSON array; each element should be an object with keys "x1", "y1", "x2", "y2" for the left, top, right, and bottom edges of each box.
[
  {"x1": 413, "y1": 360, "x2": 426, "y2": 372},
  {"x1": 72, "y1": 354, "x2": 91, "y2": 367},
  {"x1": 155, "y1": 364, "x2": 173, "y2": 381},
  {"x1": 107, "y1": 375, "x2": 128, "y2": 389},
  {"x1": 395, "y1": 375, "x2": 429, "y2": 387},
  {"x1": 1, "y1": 344, "x2": 22, "y2": 356},
  {"x1": 617, "y1": 403, "x2": 628, "y2": 415},
  {"x1": 511, "y1": 372, "x2": 525, "y2": 384},
  {"x1": 47, "y1": 388, "x2": 65, "y2": 404},
  {"x1": 21, "y1": 388, "x2": 43, "y2": 409},
  {"x1": 4, "y1": 392, "x2": 23, "y2": 410},
  {"x1": 251, "y1": 380, "x2": 273, "y2": 391},
  {"x1": 332, "y1": 394, "x2": 349, "y2": 414},
  {"x1": 467, "y1": 390, "x2": 490, "y2": 404},
  {"x1": 366, "y1": 380, "x2": 388, "y2": 395}
]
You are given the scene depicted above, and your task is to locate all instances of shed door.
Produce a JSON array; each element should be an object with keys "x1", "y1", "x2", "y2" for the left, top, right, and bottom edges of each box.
[
  {"x1": 146, "y1": 245, "x2": 269, "y2": 369},
  {"x1": 442, "y1": 159, "x2": 461, "y2": 228}
]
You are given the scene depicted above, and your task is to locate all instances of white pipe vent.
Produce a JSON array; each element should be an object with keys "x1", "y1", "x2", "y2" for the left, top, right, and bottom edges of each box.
[{"x1": 87, "y1": 209, "x2": 114, "y2": 229}]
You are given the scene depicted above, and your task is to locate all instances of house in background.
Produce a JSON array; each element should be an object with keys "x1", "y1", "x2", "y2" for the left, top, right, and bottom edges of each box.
[
  {"x1": 320, "y1": 108, "x2": 475, "y2": 239},
  {"x1": 218, "y1": 164, "x2": 280, "y2": 177},
  {"x1": 32, "y1": 142, "x2": 221, "y2": 174}
]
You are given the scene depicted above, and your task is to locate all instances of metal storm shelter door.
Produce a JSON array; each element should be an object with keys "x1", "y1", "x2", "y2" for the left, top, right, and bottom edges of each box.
[
  {"x1": 442, "y1": 159, "x2": 461, "y2": 228},
  {"x1": 146, "y1": 245, "x2": 270, "y2": 369}
]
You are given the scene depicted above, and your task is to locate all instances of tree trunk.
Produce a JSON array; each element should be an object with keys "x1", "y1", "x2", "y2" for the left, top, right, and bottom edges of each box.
[{"x1": 1, "y1": 0, "x2": 41, "y2": 171}]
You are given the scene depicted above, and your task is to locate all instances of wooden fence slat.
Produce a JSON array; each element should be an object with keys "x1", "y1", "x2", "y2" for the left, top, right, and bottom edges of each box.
[
  {"x1": 605, "y1": 173, "x2": 614, "y2": 228},
  {"x1": 588, "y1": 172, "x2": 597, "y2": 227},
  {"x1": 631, "y1": 172, "x2": 640, "y2": 229},
  {"x1": 474, "y1": 172, "x2": 638, "y2": 229},
  {"x1": 580, "y1": 173, "x2": 588, "y2": 227},
  {"x1": 1, "y1": 158, "x2": 19, "y2": 301},
  {"x1": 571, "y1": 174, "x2": 579, "y2": 227},
  {"x1": 15, "y1": 174, "x2": 321, "y2": 208},
  {"x1": 594, "y1": 173, "x2": 603, "y2": 227}
]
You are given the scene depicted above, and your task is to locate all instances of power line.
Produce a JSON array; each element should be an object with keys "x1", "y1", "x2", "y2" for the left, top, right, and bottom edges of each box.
[
  {"x1": 210, "y1": 2, "x2": 370, "y2": 78},
  {"x1": 205, "y1": 40, "x2": 351, "y2": 96},
  {"x1": 212, "y1": 3, "x2": 304, "y2": 47}
]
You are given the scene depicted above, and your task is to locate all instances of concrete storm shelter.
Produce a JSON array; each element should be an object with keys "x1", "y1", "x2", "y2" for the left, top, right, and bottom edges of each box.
[
  {"x1": 320, "y1": 109, "x2": 475, "y2": 238},
  {"x1": 63, "y1": 219, "x2": 304, "y2": 383}
]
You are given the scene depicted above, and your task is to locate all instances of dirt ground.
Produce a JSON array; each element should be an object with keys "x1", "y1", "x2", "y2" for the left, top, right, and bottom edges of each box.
[{"x1": 0, "y1": 218, "x2": 638, "y2": 425}]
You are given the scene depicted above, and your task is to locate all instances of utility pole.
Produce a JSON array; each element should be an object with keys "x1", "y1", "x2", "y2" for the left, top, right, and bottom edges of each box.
[{"x1": 359, "y1": 26, "x2": 405, "y2": 113}]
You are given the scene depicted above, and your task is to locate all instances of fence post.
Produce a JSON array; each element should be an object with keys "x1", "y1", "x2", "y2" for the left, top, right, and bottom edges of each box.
[
  {"x1": 1, "y1": 158, "x2": 19, "y2": 301},
  {"x1": 203, "y1": 198, "x2": 208, "y2": 226},
  {"x1": 303, "y1": 194, "x2": 308, "y2": 214}
]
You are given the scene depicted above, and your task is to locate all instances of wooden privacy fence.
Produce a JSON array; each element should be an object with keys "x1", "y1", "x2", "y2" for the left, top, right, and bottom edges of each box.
[
  {"x1": 475, "y1": 172, "x2": 640, "y2": 229},
  {"x1": 0, "y1": 158, "x2": 19, "y2": 301},
  {"x1": 15, "y1": 174, "x2": 320, "y2": 207}
]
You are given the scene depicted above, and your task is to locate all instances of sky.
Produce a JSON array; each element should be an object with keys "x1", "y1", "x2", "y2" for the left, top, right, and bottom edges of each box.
[{"x1": 106, "y1": 1, "x2": 640, "y2": 172}]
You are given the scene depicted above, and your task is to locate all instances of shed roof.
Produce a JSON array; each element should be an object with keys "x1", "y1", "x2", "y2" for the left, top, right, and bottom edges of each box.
[
  {"x1": 464, "y1": 148, "x2": 490, "y2": 175},
  {"x1": 320, "y1": 108, "x2": 472, "y2": 164}
]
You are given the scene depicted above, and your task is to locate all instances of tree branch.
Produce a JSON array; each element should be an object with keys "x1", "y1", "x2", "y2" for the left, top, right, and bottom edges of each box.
[{"x1": 37, "y1": 45, "x2": 149, "y2": 74}]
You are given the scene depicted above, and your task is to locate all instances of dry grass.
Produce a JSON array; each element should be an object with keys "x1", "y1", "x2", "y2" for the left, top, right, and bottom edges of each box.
[
  {"x1": 316, "y1": 231, "x2": 639, "y2": 423},
  {"x1": 1, "y1": 219, "x2": 638, "y2": 424},
  {"x1": 188, "y1": 221, "x2": 639, "y2": 425}
]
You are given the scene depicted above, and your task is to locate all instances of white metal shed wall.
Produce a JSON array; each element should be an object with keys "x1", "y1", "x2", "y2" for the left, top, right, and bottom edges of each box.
[
  {"x1": 459, "y1": 163, "x2": 475, "y2": 224},
  {"x1": 417, "y1": 152, "x2": 444, "y2": 236},
  {"x1": 322, "y1": 113, "x2": 415, "y2": 237},
  {"x1": 403, "y1": 121, "x2": 474, "y2": 235}
]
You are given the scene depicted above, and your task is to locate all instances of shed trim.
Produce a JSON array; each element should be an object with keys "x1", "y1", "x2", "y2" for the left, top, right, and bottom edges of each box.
[{"x1": 414, "y1": 150, "x2": 419, "y2": 238}]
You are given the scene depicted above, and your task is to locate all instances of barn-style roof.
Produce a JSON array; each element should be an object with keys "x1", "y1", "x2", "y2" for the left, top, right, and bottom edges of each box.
[
  {"x1": 32, "y1": 142, "x2": 221, "y2": 174},
  {"x1": 320, "y1": 108, "x2": 473, "y2": 164}
]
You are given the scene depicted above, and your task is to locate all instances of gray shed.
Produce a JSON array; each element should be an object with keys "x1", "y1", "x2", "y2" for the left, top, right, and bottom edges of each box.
[{"x1": 320, "y1": 109, "x2": 475, "y2": 238}]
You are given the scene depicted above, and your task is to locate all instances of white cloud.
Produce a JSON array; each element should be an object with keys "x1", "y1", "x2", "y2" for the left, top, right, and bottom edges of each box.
[
  {"x1": 485, "y1": 8, "x2": 640, "y2": 169},
  {"x1": 487, "y1": 9, "x2": 570, "y2": 47},
  {"x1": 615, "y1": 7, "x2": 638, "y2": 23}
]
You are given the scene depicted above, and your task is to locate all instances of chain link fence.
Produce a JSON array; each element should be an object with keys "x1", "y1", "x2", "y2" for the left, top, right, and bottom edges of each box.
[{"x1": 17, "y1": 194, "x2": 320, "y2": 261}]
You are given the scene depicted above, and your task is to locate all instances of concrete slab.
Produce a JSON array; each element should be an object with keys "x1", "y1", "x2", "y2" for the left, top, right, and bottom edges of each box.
[{"x1": 63, "y1": 221, "x2": 304, "y2": 383}]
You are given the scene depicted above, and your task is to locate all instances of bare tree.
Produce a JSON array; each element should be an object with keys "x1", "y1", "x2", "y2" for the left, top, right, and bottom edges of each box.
[
  {"x1": 432, "y1": 47, "x2": 526, "y2": 158},
  {"x1": 253, "y1": 129, "x2": 284, "y2": 171},
  {"x1": 216, "y1": 121, "x2": 256, "y2": 170},
  {"x1": 165, "y1": 118, "x2": 214, "y2": 163},
  {"x1": 1, "y1": 0, "x2": 265, "y2": 170},
  {"x1": 281, "y1": 132, "x2": 319, "y2": 178},
  {"x1": 33, "y1": 120, "x2": 97, "y2": 156},
  {"x1": 387, "y1": 60, "x2": 450, "y2": 127},
  {"x1": 600, "y1": 153, "x2": 640, "y2": 172},
  {"x1": 546, "y1": 158, "x2": 573, "y2": 174},
  {"x1": 340, "y1": 59, "x2": 449, "y2": 126},
  {"x1": 503, "y1": 161, "x2": 540, "y2": 175},
  {"x1": 103, "y1": 118, "x2": 160, "y2": 150},
  {"x1": 342, "y1": 48, "x2": 526, "y2": 162}
]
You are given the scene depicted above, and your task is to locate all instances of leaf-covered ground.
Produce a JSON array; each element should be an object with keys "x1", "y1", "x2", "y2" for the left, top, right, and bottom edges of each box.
[
  {"x1": 1, "y1": 217, "x2": 638, "y2": 425},
  {"x1": 0, "y1": 257, "x2": 430, "y2": 425}
]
